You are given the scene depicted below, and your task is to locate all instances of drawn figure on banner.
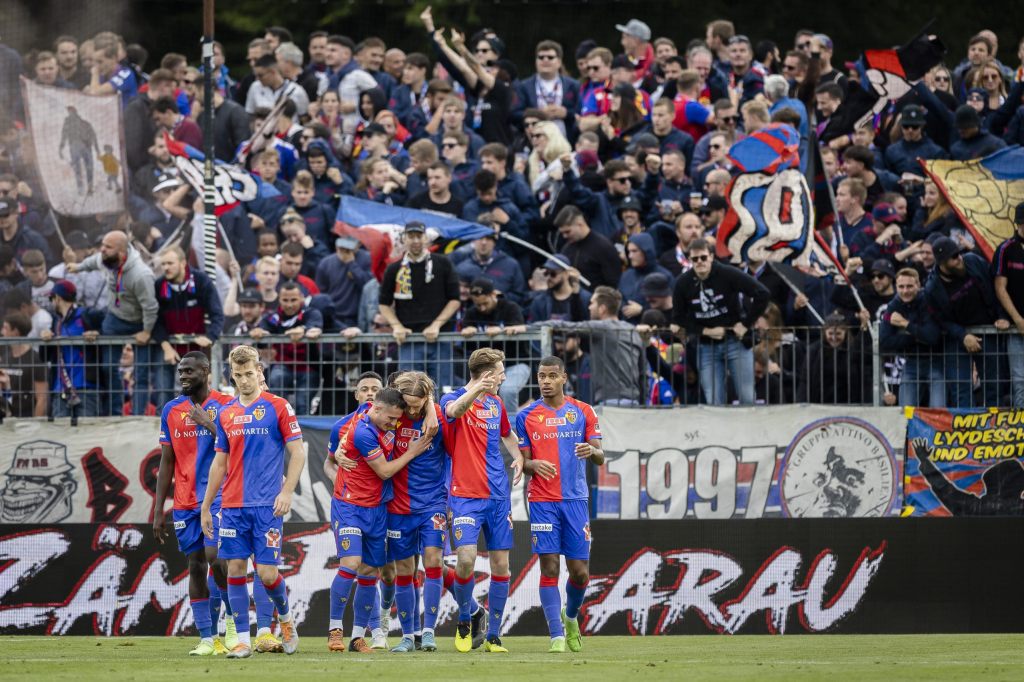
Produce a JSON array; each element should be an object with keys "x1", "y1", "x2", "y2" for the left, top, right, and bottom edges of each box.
[
  {"x1": 910, "y1": 437, "x2": 1024, "y2": 516},
  {"x1": 781, "y1": 417, "x2": 897, "y2": 518},
  {"x1": 98, "y1": 144, "x2": 122, "y2": 193},
  {"x1": 58, "y1": 106, "x2": 100, "y2": 196},
  {"x1": 0, "y1": 440, "x2": 77, "y2": 523}
]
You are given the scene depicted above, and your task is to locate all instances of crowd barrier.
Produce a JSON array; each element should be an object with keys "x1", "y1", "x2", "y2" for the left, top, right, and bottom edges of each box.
[{"x1": 0, "y1": 326, "x2": 1018, "y2": 421}]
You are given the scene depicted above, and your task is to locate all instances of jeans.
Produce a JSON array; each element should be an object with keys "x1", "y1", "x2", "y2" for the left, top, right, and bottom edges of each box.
[
  {"x1": 943, "y1": 334, "x2": 1003, "y2": 408},
  {"x1": 100, "y1": 313, "x2": 151, "y2": 416},
  {"x1": 268, "y1": 366, "x2": 315, "y2": 414},
  {"x1": 1008, "y1": 334, "x2": 1024, "y2": 408},
  {"x1": 898, "y1": 356, "x2": 947, "y2": 408},
  {"x1": 398, "y1": 340, "x2": 454, "y2": 394},
  {"x1": 152, "y1": 361, "x2": 178, "y2": 411},
  {"x1": 52, "y1": 391, "x2": 100, "y2": 418},
  {"x1": 498, "y1": 363, "x2": 531, "y2": 419},
  {"x1": 696, "y1": 337, "x2": 755, "y2": 406}
]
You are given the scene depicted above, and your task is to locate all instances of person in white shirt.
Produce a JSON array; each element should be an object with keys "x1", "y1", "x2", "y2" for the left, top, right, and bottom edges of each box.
[{"x1": 245, "y1": 53, "x2": 309, "y2": 120}]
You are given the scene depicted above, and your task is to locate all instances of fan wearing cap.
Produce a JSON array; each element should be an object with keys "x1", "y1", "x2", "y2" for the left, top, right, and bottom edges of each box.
[
  {"x1": 950, "y1": 104, "x2": 1006, "y2": 161},
  {"x1": 461, "y1": 277, "x2": 530, "y2": 417},
  {"x1": 139, "y1": 172, "x2": 186, "y2": 238},
  {"x1": 315, "y1": 236, "x2": 372, "y2": 330},
  {"x1": 698, "y1": 194, "x2": 728, "y2": 236},
  {"x1": 616, "y1": 18, "x2": 655, "y2": 84},
  {"x1": 884, "y1": 105, "x2": 949, "y2": 177},
  {"x1": 379, "y1": 221, "x2": 461, "y2": 389},
  {"x1": 526, "y1": 254, "x2": 591, "y2": 324},
  {"x1": 558, "y1": 154, "x2": 640, "y2": 240},
  {"x1": 0, "y1": 197, "x2": 51, "y2": 267},
  {"x1": 39, "y1": 279, "x2": 106, "y2": 417},
  {"x1": 831, "y1": 257, "x2": 897, "y2": 328},
  {"x1": 993, "y1": 202, "x2": 1024, "y2": 407},
  {"x1": 848, "y1": 202, "x2": 904, "y2": 263},
  {"x1": 48, "y1": 229, "x2": 107, "y2": 309},
  {"x1": 924, "y1": 235, "x2": 1011, "y2": 407}
]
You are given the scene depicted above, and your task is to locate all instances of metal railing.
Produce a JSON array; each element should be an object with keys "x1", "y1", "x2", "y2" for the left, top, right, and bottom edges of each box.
[{"x1": 0, "y1": 324, "x2": 1019, "y2": 423}]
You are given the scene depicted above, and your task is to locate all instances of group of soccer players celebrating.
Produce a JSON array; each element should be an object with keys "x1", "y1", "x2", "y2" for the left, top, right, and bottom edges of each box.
[{"x1": 154, "y1": 344, "x2": 603, "y2": 657}]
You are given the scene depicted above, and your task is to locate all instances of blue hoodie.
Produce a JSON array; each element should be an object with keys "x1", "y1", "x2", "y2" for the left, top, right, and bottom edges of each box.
[{"x1": 618, "y1": 232, "x2": 672, "y2": 307}]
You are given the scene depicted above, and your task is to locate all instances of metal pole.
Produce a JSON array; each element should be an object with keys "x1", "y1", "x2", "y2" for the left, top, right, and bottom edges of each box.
[
  {"x1": 871, "y1": 320, "x2": 881, "y2": 406},
  {"x1": 201, "y1": 0, "x2": 217, "y2": 280}
]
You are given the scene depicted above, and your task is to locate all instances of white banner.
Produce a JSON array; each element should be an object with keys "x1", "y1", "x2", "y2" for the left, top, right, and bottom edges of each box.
[
  {"x1": 22, "y1": 78, "x2": 126, "y2": 216},
  {"x1": 595, "y1": 405, "x2": 907, "y2": 519}
]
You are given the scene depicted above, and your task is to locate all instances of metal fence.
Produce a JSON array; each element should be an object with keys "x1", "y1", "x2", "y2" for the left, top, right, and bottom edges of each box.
[{"x1": 0, "y1": 325, "x2": 1018, "y2": 423}]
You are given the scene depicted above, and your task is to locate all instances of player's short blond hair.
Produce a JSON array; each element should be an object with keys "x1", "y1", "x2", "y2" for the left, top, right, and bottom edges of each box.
[
  {"x1": 468, "y1": 347, "x2": 505, "y2": 379},
  {"x1": 229, "y1": 345, "x2": 260, "y2": 369}
]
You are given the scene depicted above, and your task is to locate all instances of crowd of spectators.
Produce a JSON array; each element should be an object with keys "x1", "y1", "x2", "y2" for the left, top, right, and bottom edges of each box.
[{"x1": 0, "y1": 14, "x2": 1022, "y2": 418}]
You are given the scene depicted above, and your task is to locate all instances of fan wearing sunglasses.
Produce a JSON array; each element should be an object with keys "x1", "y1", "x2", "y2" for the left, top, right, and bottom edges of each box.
[{"x1": 883, "y1": 105, "x2": 948, "y2": 177}]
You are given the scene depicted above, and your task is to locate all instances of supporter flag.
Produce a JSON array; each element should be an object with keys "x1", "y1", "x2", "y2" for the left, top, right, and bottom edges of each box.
[
  {"x1": 820, "y1": 34, "x2": 945, "y2": 141},
  {"x1": 165, "y1": 134, "x2": 262, "y2": 216},
  {"x1": 21, "y1": 78, "x2": 126, "y2": 216},
  {"x1": 717, "y1": 124, "x2": 815, "y2": 266},
  {"x1": 334, "y1": 198, "x2": 494, "y2": 280},
  {"x1": 921, "y1": 146, "x2": 1024, "y2": 260}
]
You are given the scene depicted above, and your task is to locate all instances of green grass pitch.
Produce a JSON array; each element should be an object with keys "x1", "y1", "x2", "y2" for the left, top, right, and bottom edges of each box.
[{"x1": 4, "y1": 635, "x2": 1024, "y2": 681}]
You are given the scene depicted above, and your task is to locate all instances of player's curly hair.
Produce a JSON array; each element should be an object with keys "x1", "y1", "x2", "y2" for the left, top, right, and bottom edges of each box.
[
  {"x1": 228, "y1": 344, "x2": 261, "y2": 368},
  {"x1": 468, "y1": 347, "x2": 505, "y2": 379}
]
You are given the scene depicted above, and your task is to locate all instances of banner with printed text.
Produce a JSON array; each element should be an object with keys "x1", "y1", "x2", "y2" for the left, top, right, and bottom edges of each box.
[
  {"x1": 904, "y1": 407, "x2": 1024, "y2": 516},
  {"x1": 22, "y1": 78, "x2": 126, "y2": 216},
  {"x1": 4, "y1": 519, "x2": 1023, "y2": 636},
  {"x1": 595, "y1": 406, "x2": 906, "y2": 519}
]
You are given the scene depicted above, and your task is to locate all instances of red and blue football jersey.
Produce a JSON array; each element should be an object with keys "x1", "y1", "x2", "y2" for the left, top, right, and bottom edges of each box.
[
  {"x1": 159, "y1": 390, "x2": 233, "y2": 510},
  {"x1": 332, "y1": 412, "x2": 395, "y2": 507},
  {"x1": 215, "y1": 391, "x2": 302, "y2": 507},
  {"x1": 515, "y1": 397, "x2": 601, "y2": 502},
  {"x1": 326, "y1": 402, "x2": 372, "y2": 470},
  {"x1": 389, "y1": 403, "x2": 448, "y2": 514},
  {"x1": 440, "y1": 389, "x2": 511, "y2": 500}
]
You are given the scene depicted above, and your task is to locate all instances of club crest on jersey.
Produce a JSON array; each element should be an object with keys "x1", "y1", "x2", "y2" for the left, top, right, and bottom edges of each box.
[
  {"x1": 341, "y1": 538, "x2": 350, "y2": 551},
  {"x1": 454, "y1": 528, "x2": 462, "y2": 541},
  {"x1": 253, "y1": 406, "x2": 266, "y2": 421},
  {"x1": 432, "y1": 513, "x2": 447, "y2": 530},
  {"x1": 206, "y1": 406, "x2": 218, "y2": 421},
  {"x1": 532, "y1": 534, "x2": 538, "y2": 545},
  {"x1": 265, "y1": 528, "x2": 281, "y2": 549},
  {"x1": 565, "y1": 408, "x2": 577, "y2": 424}
]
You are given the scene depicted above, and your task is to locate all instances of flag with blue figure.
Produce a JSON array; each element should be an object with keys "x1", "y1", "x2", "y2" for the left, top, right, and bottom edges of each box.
[{"x1": 716, "y1": 124, "x2": 815, "y2": 266}]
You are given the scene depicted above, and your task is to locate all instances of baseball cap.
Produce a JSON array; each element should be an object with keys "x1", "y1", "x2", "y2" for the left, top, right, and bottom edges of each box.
[
  {"x1": 543, "y1": 253, "x2": 570, "y2": 271},
  {"x1": 404, "y1": 220, "x2": 426, "y2": 233},
  {"x1": 50, "y1": 279, "x2": 77, "y2": 302},
  {"x1": 65, "y1": 230, "x2": 91, "y2": 250},
  {"x1": 237, "y1": 288, "x2": 263, "y2": 304},
  {"x1": 335, "y1": 236, "x2": 359, "y2": 250},
  {"x1": 610, "y1": 54, "x2": 634, "y2": 71},
  {"x1": 628, "y1": 132, "x2": 659, "y2": 153},
  {"x1": 153, "y1": 173, "x2": 182, "y2": 193},
  {"x1": 0, "y1": 198, "x2": 15, "y2": 217},
  {"x1": 469, "y1": 277, "x2": 495, "y2": 296},
  {"x1": 901, "y1": 105, "x2": 926, "y2": 127},
  {"x1": 869, "y1": 259, "x2": 896, "y2": 279},
  {"x1": 1015, "y1": 201, "x2": 1024, "y2": 225},
  {"x1": 641, "y1": 271, "x2": 673, "y2": 298},
  {"x1": 814, "y1": 33, "x2": 833, "y2": 51},
  {"x1": 700, "y1": 195, "x2": 728, "y2": 213},
  {"x1": 871, "y1": 203, "x2": 900, "y2": 224},
  {"x1": 362, "y1": 122, "x2": 387, "y2": 137},
  {"x1": 615, "y1": 19, "x2": 652, "y2": 42},
  {"x1": 932, "y1": 236, "x2": 963, "y2": 263},
  {"x1": 617, "y1": 195, "x2": 642, "y2": 215}
]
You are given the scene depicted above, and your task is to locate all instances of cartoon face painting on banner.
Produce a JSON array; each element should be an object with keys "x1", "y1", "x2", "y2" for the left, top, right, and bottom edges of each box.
[
  {"x1": 904, "y1": 407, "x2": 1024, "y2": 516},
  {"x1": 21, "y1": 78, "x2": 126, "y2": 216}
]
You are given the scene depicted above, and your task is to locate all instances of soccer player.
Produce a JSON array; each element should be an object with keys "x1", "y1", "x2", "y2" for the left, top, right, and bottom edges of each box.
[
  {"x1": 326, "y1": 387, "x2": 434, "y2": 653},
  {"x1": 201, "y1": 345, "x2": 307, "y2": 659},
  {"x1": 441, "y1": 347, "x2": 524, "y2": 653},
  {"x1": 153, "y1": 352, "x2": 235, "y2": 656},
  {"x1": 515, "y1": 356, "x2": 604, "y2": 652},
  {"x1": 384, "y1": 371, "x2": 447, "y2": 653}
]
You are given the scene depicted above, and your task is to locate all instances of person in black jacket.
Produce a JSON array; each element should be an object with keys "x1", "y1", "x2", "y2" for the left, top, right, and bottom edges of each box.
[
  {"x1": 798, "y1": 313, "x2": 871, "y2": 404},
  {"x1": 878, "y1": 268, "x2": 943, "y2": 407},
  {"x1": 924, "y1": 236, "x2": 1010, "y2": 407},
  {"x1": 670, "y1": 238, "x2": 769, "y2": 405},
  {"x1": 250, "y1": 281, "x2": 323, "y2": 413}
]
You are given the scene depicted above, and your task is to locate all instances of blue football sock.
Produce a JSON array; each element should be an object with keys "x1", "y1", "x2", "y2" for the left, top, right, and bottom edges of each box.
[
  {"x1": 453, "y1": 573, "x2": 474, "y2": 622},
  {"x1": 263, "y1": 575, "x2": 290, "y2": 618},
  {"x1": 539, "y1": 576, "x2": 564, "y2": 638},
  {"x1": 252, "y1": 572, "x2": 275, "y2": 629},
  {"x1": 330, "y1": 568, "x2": 356, "y2": 628},
  {"x1": 395, "y1": 575, "x2": 416, "y2": 637},
  {"x1": 226, "y1": 576, "x2": 250, "y2": 639},
  {"x1": 191, "y1": 598, "x2": 213, "y2": 639},
  {"x1": 487, "y1": 575, "x2": 509, "y2": 638},
  {"x1": 565, "y1": 576, "x2": 588, "y2": 620},
  {"x1": 353, "y1": 576, "x2": 378, "y2": 630},
  {"x1": 206, "y1": 572, "x2": 222, "y2": 626},
  {"x1": 380, "y1": 578, "x2": 396, "y2": 610},
  {"x1": 423, "y1": 567, "x2": 443, "y2": 631}
]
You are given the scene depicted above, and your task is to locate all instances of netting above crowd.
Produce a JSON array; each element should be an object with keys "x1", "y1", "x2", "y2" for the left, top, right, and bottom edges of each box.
[{"x1": 0, "y1": 13, "x2": 1022, "y2": 418}]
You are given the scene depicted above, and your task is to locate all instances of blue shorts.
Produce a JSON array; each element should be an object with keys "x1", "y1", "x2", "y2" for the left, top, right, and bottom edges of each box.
[
  {"x1": 448, "y1": 496, "x2": 513, "y2": 551},
  {"x1": 386, "y1": 510, "x2": 448, "y2": 562},
  {"x1": 173, "y1": 506, "x2": 220, "y2": 556},
  {"x1": 529, "y1": 500, "x2": 592, "y2": 560},
  {"x1": 218, "y1": 506, "x2": 284, "y2": 565},
  {"x1": 331, "y1": 497, "x2": 387, "y2": 568}
]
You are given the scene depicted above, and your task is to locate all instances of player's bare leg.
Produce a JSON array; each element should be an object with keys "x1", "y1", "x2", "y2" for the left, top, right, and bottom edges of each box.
[
  {"x1": 562, "y1": 558, "x2": 590, "y2": 652},
  {"x1": 483, "y1": 550, "x2": 511, "y2": 653}
]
